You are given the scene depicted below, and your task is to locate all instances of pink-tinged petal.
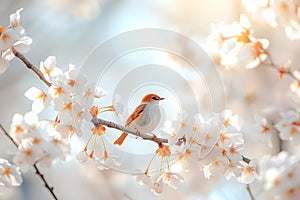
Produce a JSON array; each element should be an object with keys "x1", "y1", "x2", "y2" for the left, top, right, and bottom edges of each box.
[
  {"x1": 14, "y1": 36, "x2": 32, "y2": 53},
  {"x1": 0, "y1": 29, "x2": 19, "y2": 51},
  {"x1": 151, "y1": 179, "x2": 163, "y2": 195},
  {"x1": 0, "y1": 158, "x2": 23, "y2": 187},
  {"x1": 137, "y1": 173, "x2": 152, "y2": 185},
  {"x1": 2, "y1": 49, "x2": 14, "y2": 61},
  {"x1": 10, "y1": 8, "x2": 23, "y2": 29},
  {"x1": 76, "y1": 151, "x2": 88, "y2": 163},
  {"x1": 24, "y1": 112, "x2": 39, "y2": 128},
  {"x1": 40, "y1": 56, "x2": 57, "y2": 77},
  {"x1": 32, "y1": 99, "x2": 45, "y2": 114},
  {"x1": 163, "y1": 172, "x2": 184, "y2": 189},
  {"x1": 24, "y1": 87, "x2": 41, "y2": 100}
]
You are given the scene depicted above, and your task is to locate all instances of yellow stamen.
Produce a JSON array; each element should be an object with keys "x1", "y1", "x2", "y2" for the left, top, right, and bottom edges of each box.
[
  {"x1": 0, "y1": 26, "x2": 5, "y2": 34},
  {"x1": 100, "y1": 135, "x2": 108, "y2": 159},
  {"x1": 84, "y1": 134, "x2": 94, "y2": 151},
  {"x1": 160, "y1": 157, "x2": 164, "y2": 175},
  {"x1": 145, "y1": 153, "x2": 157, "y2": 173},
  {"x1": 14, "y1": 125, "x2": 24, "y2": 133},
  {"x1": 3, "y1": 168, "x2": 10, "y2": 176},
  {"x1": 69, "y1": 79, "x2": 75, "y2": 87}
]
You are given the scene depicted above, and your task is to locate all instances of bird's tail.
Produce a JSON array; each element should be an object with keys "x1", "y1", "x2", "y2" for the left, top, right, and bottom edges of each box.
[{"x1": 113, "y1": 132, "x2": 128, "y2": 146}]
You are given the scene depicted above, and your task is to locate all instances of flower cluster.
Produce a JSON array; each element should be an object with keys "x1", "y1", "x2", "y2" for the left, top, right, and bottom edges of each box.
[
  {"x1": 207, "y1": 14, "x2": 269, "y2": 70},
  {"x1": 275, "y1": 110, "x2": 300, "y2": 145},
  {"x1": 29, "y1": 56, "x2": 108, "y2": 139},
  {"x1": 259, "y1": 152, "x2": 300, "y2": 199},
  {"x1": 201, "y1": 110, "x2": 259, "y2": 184},
  {"x1": 10, "y1": 112, "x2": 70, "y2": 172},
  {"x1": 242, "y1": 0, "x2": 300, "y2": 40},
  {"x1": 252, "y1": 115, "x2": 274, "y2": 147},
  {"x1": 137, "y1": 144, "x2": 184, "y2": 195},
  {"x1": 162, "y1": 110, "x2": 259, "y2": 186},
  {"x1": 8, "y1": 54, "x2": 112, "y2": 173},
  {"x1": 0, "y1": 8, "x2": 32, "y2": 74}
]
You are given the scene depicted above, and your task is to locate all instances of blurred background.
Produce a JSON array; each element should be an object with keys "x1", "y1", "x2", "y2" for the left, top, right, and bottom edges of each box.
[{"x1": 1, "y1": 0, "x2": 300, "y2": 199}]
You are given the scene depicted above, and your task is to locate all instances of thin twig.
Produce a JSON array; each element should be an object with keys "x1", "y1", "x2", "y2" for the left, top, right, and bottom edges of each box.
[
  {"x1": 247, "y1": 184, "x2": 255, "y2": 200},
  {"x1": 0, "y1": 123, "x2": 58, "y2": 200},
  {"x1": 11, "y1": 47, "x2": 51, "y2": 87},
  {"x1": 92, "y1": 117, "x2": 168, "y2": 145},
  {"x1": 33, "y1": 163, "x2": 58, "y2": 200},
  {"x1": 0, "y1": 124, "x2": 18, "y2": 147},
  {"x1": 265, "y1": 56, "x2": 300, "y2": 82}
]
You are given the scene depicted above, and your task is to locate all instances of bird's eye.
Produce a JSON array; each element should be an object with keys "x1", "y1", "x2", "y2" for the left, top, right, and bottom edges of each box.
[{"x1": 151, "y1": 96, "x2": 159, "y2": 100}]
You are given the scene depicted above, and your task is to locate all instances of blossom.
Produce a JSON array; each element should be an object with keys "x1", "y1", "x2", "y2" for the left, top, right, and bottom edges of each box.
[
  {"x1": 242, "y1": 0, "x2": 300, "y2": 40},
  {"x1": 9, "y1": 112, "x2": 40, "y2": 144},
  {"x1": 40, "y1": 56, "x2": 63, "y2": 82},
  {"x1": 143, "y1": 171, "x2": 184, "y2": 195},
  {"x1": 24, "y1": 87, "x2": 51, "y2": 113},
  {"x1": 0, "y1": 29, "x2": 19, "y2": 51},
  {"x1": 207, "y1": 14, "x2": 269, "y2": 70},
  {"x1": 198, "y1": 126, "x2": 220, "y2": 159},
  {"x1": 237, "y1": 39, "x2": 269, "y2": 69},
  {"x1": 137, "y1": 172, "x2": 153, "y2": 185},
  {"x1": 161, "y1": 112, "x2": 194, "y2": 146},
  {"x1": 259, "y1": 152, "x2": 300, "y2": 199},
  {"x1": 160, "y1": 172, "x2": 184, "y2": 190},
  {"x1": 152, "y1": 178, "x2": 163, "y2": 195},
  {"x1": 209, "y1": 109, "x2": 240, "y2": 131},
  {"x1": 203, "y1": 158, "x2": 227, "y2": 179},
  {"x1": 0, "y1": 158, "x2": 22, "y2": 188},
  {"x1": 217, "y1": 131, "x2": 244, "y2": 151},
  {"x1": 13, "y1": 140, "x2": 43, "y2": 172},
  {"x1": 62, "y1": 64, "x2": 87, "y2": 93},
  {"x1": 0, "y1": 8, "x2": 32, "y2": 74},
  {"x1": 238, "y1": 159, "x2": 259, "y2": 184},
  {"x1": 275, "y1": 110, "x2": 300, "y2": 145},
  {"x1": 9, "y1": 113, "x2": 27, "y2": 144},
  {"x1": 253, "y1": 115, "x2": 274, "y2": 147},
  {"x1": 38, "y1": 137, "x2": 71, "y2": 167},
  {"x1": 76, "y1": 151, "x2": 88, "y2": 164}
]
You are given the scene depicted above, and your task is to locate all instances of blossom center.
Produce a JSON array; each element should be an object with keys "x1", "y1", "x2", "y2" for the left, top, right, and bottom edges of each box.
[{"x1": 3, "y1": 168, "x2": 10, "y2": 176}]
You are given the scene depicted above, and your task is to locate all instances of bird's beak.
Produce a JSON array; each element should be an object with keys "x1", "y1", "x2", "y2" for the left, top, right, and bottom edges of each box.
[{"x1": 159, "y1": 97, "x2": 165, "y2": 101}]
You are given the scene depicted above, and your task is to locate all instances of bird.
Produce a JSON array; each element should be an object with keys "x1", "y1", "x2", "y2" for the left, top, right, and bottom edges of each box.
[{"x1": 113, "y1": 93, "x2": 164, "y2": 146}]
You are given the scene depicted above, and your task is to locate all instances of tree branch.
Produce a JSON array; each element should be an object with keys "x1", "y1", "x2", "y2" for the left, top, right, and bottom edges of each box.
[
  {"x1": 265, "y1": 55, "x2": 300, "y2": 82},
  {"x1": 0, "y1": 123, "x2": 58, "y2": 200},
  {"x1": 91, "y1": 117, "x2": 168, "y2": 145},
  {"x1": 12, "y1": 48, "x2": 51, "y2": 87},
  {"x1": 33, "y1": 163, "x2": 58, "y2": 200},
  {"x1": 0, "y1": 124, "x2": 18, "y2": 147},
  {"x1": 247, "y1": 184, "x2": 255, "y2": 200},
  {"x1": 10, "y1": 50, "x2": 256, "y2": 200}
]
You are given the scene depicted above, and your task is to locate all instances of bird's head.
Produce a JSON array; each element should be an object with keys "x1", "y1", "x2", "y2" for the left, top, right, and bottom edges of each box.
[{"x1": 141, "y1": 93, "x2": 165, "y2": 103}]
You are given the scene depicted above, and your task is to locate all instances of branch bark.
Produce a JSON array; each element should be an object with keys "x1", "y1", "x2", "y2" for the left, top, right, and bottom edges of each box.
[
  {"x1": 12, "y1": 48, "x2": 51, "y2": 87},
  {"x1": 92, "y1": 117, "x2": 168, "y2": 145},
  {"x1": 247, "y1": 184, "x2": 255, "y2": 200}
]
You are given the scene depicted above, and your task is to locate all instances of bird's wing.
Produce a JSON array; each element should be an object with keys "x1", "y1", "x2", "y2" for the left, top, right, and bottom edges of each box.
[{"x1": 125, "y1": 104, "x2": 147, "y2": 127}]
